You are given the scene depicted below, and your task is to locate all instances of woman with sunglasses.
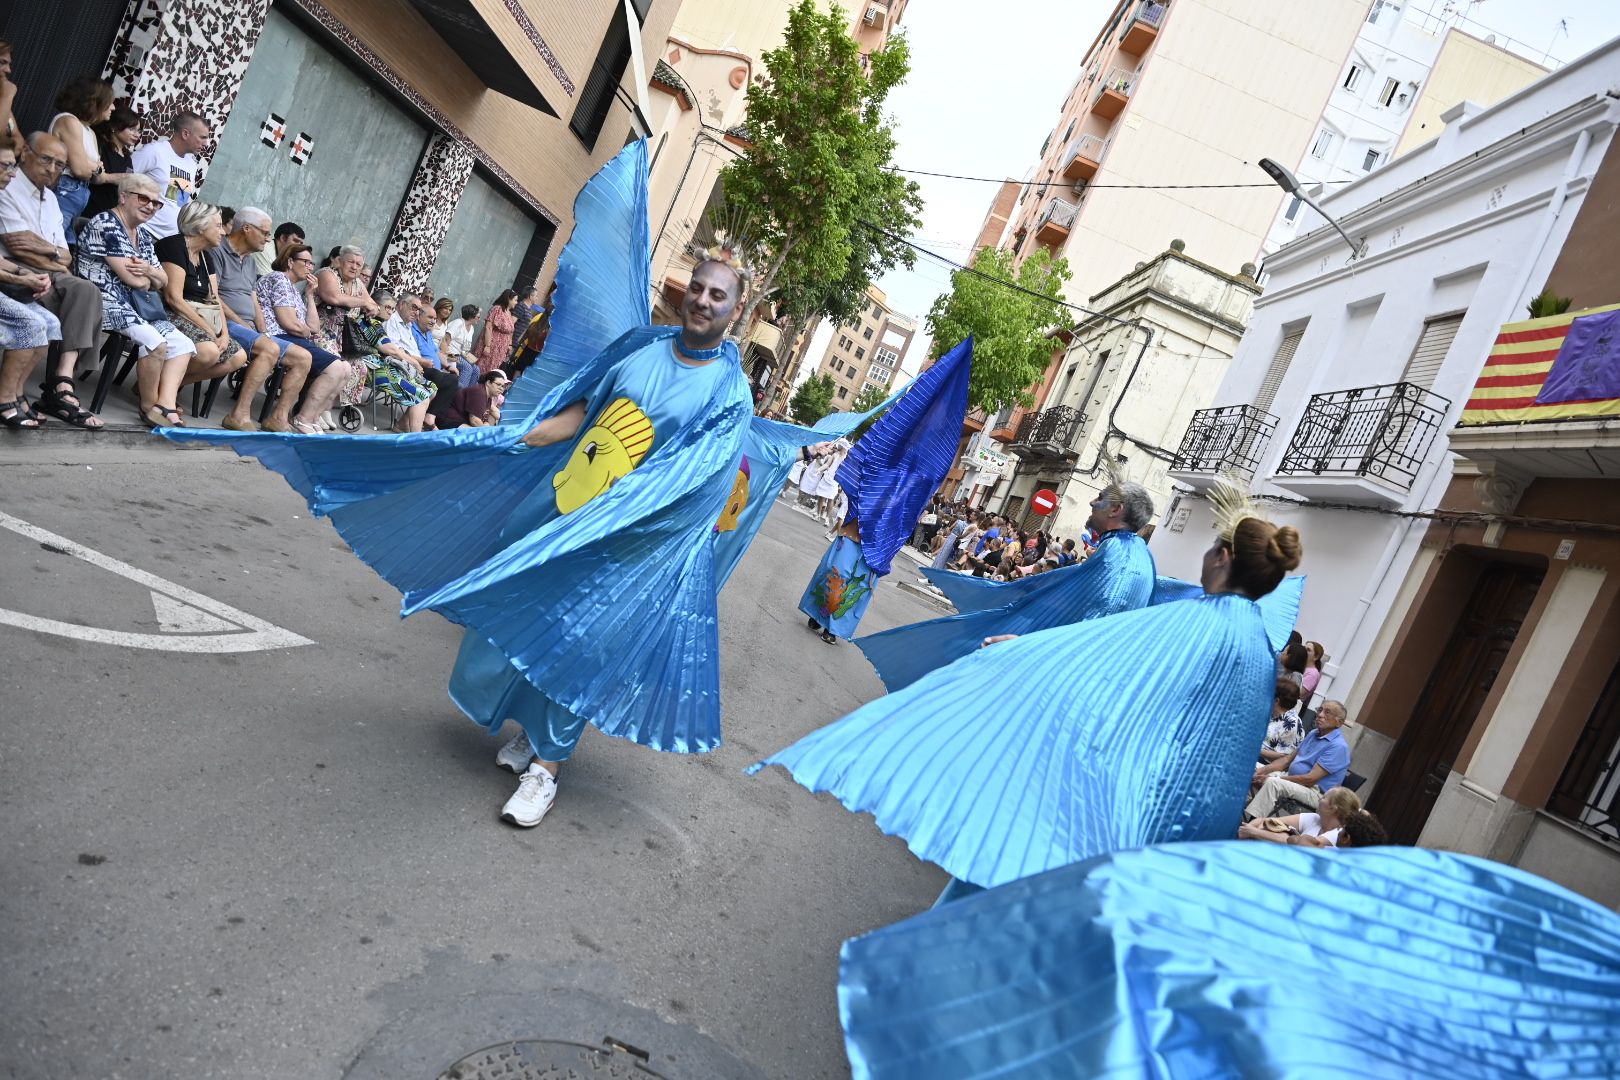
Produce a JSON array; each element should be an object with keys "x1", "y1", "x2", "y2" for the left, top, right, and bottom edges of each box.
[{"x1": 76, "y1": 173, "x2": 196, "y2": 427}]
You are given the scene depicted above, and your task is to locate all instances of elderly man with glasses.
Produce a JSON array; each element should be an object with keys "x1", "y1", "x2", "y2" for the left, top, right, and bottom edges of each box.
[
  {"x1": 0, "y1": 131, "x2": 106, "y2": 428},
  {"x1": 211, "y1": 206, "x2": 312, "y2": 432}
]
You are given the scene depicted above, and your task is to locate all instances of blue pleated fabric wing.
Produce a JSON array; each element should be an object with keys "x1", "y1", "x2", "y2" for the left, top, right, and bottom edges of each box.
[
  {"x1": 917, "y1": 563, "x2": 1055, "y2": 613},
  {"x1": 836, "y1": 338, "x2": 972, "y2": 576},
  {"x1": 857, "y1": 530, "x2": 1157, "y2": 692},
  {"x1": 839, "y1": 842, "x2": 1620, "y2": 1079},
  {"x1": 1154, "y1": 572, "x2": 1306, "y2": 653},
  {"x1": 712, "y1": 381, "x2": 915, "y2": 589},
  {"x1": 502, "y1": 139, "x2": 651, "y2": 417},
  {"x1": 752, "y1": 592, "x2": 1274, "y2": 888}
]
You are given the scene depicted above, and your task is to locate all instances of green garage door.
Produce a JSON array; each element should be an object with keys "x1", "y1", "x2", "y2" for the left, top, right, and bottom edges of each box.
[
  {"x1": 200, "y1": 7, "x2": 426, "y2": 264},
  {"x1": 430, "y1": 168, "x2": 539, "y2": 317}
]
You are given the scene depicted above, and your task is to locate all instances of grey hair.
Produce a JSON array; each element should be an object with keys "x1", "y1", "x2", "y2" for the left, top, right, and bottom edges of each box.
[
  {"x1": 372, "y1": 290, "x2": 395, "y2": 305},
  {"x1": 337, "y1": 244, "x2": 364, "y2": 260},
  {"x1": 176, "y1": 200, "x2": 220, "y2": 236},
  {"x1": 231, "y1": 206, "x2": 271, "y2": 233},
  {"x1": 117, "y1": 172, "x2": 162, "y2": 198},
  {"x1": 1117, "y1": 482, "x2": 1155, "y2": 532}
]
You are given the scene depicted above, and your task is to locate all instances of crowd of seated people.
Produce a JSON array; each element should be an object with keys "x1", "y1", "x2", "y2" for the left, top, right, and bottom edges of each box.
[{"x1": 0, "y1": 45, "x2": 538, "y2": 434}]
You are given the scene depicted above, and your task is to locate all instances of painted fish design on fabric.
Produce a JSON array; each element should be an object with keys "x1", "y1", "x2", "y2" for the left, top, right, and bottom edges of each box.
[
  {"x1": 553, "y1": 397, "x2": 655, "y2": 514},
  {"x1": 812, "y1": 564, "x2": 872, "y2": 619}
]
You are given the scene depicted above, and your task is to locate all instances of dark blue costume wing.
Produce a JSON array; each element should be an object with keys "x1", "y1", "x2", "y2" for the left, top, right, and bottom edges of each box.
[
  {"x1": 752, "y1": 592, "x2": 1274, "y2": 888},
  {"x1": 838, "y1": 843, "x2": 1620, "y2": 1079},
  {"x1": 858, "y1": 530, "x2": 1156, "y2": 692},
  {"x1": 836, "y1": 338, "x2": 972, "y2": 576}
]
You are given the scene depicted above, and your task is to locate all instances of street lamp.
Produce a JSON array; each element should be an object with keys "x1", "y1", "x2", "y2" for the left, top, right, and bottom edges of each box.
[{"x1": 1259, "y1": 157, "x2": 1366, "y2": 259}]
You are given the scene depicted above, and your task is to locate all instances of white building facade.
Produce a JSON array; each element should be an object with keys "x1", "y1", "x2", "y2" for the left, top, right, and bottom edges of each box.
[{"x1": 1153, "y1": 40, "x2": 1620, "y2": 721}]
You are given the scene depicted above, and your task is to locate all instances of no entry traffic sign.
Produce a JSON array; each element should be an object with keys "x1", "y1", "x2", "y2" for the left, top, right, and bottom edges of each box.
[{"x1": 1031, "y1": 488, "x2": 1058, "y2": 516}]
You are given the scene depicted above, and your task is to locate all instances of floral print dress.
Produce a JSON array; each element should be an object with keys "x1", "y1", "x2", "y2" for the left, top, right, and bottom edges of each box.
[{"x1": 473, "y1": 305, "x2": 513, "y2": 374}]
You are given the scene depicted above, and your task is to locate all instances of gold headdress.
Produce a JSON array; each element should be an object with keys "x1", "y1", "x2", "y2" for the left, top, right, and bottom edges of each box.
[{"x1": 1208, "y1": 472, "x2": 1264, "y2": 543}]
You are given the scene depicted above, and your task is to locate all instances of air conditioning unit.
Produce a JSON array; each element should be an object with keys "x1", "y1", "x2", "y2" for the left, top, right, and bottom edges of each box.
[
  {"x1": 864, "y1": 5, "x2": 883, "y2": 26},
  {"x1": 1071, "y1": 179, "x2": 1089, "y2": 196}
]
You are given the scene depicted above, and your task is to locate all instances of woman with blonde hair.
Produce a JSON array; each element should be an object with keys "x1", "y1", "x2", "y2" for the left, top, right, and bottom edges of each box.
[
  {"x1": 155, "y1": 200, "x2": 247, "y2": 394},
  {"x1": 754, "y1": 482, "x2": 1305, "y2": 897},
  {"x1": 1238, "y1": 783, "x2": 1360, "y2": 847}
]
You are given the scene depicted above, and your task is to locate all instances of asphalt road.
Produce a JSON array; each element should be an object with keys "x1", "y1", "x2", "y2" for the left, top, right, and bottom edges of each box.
[{"x1": 0, "y1": 438, "x2": 946, "y2": 1080}]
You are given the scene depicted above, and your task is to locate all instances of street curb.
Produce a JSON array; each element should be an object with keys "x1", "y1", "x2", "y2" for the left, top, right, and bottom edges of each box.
[{"x1": 0, "y1": 424, "x2": 224, "y2": 451}]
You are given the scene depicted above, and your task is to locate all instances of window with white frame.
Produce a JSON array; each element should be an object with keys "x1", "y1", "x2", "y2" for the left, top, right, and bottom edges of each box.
[
  {"x1": 1310, "y1": 129, "x2": 1336, "y2": 158},
  {"x1": 874, "y1": 346, "x2": 900, "y2": 368},
  {"x1": 1367, "y1": 0, "x2": 1399, "y2": 24},
  {"x1": 1379, "y1": 77, "x2": 1400, "y2": 107},
  {"x1": 1362, "y1": 148, "x2": 1381, "y2": 171},
  {"x1": 1343, "y1": 64, "x2": 1363, "y2": 92}
]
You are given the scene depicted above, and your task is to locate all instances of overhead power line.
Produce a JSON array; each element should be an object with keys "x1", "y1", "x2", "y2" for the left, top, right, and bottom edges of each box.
[{"x1": 884, "y1": 167, "x2": 1357, "y2": 190}]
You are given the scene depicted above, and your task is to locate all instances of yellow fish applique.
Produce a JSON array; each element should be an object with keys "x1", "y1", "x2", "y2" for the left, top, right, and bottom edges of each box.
[
  {"x1": 553, "y1": 397, "x2": 654, "y2": 514},
  {"x1": 714, "y1": 456, "x2": 752, "y2": 533}
]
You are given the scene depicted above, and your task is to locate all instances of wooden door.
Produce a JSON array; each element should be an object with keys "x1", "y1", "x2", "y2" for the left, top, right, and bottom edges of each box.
[{"x1": 1369, "y1": 563, "x2": 1544, "y2": 844}]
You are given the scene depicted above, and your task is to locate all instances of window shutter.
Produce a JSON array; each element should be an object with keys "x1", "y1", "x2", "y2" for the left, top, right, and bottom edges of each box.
[
  {"x1": 1401, "y1": 313, "x2": 1464, "y2": 390},
  {"x1": 1255, "y1": 327, "x2": 1306, "y2": 414}
]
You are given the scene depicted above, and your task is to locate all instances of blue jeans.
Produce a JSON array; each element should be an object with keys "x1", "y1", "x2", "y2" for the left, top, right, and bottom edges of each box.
[
  {"x1": 55, "y1": 175, "x2": 91, "y2": 244},
  {"x1": 226, "y1": 321, "x2": 292, "y2": 357}
]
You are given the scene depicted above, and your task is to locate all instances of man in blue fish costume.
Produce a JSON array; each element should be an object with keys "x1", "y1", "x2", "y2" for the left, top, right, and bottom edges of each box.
[
  {"x1": 854, "y1": 471, "x2": 1157, "y2": 687},
  {"x1": 159, "y1": 141, "x2": 885, "y2": 830}
]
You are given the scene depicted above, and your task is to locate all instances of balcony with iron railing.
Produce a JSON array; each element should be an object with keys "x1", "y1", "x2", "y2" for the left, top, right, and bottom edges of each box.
[
  {"x1": 1273, "y1": 382, "x2": 1452, "y2": 505},
  {"x1": 1009, "y1": 405, "x2": 1084, "y2": 460},
  {"x1": 1062, "y1": 134, "x2": 1109, "y2": 182},
  {"x1": 1034, "y1": 198, "x2": 1078, "y2": 248},
  {"x1": 1168, "y1": 404, "x2": 1278, "y2": 490},
  {"x1": 1121, "y1": 1, "x2": 1167, "y2": 55},
  {"x1": 1092, "y1": 66, "x2": 1137, "y2": 120}
]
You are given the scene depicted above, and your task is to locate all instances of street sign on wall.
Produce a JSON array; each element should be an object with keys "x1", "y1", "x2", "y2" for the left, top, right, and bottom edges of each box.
[{"x1": 1031, "y1": 488, "x2": 1058, "y2": 516}]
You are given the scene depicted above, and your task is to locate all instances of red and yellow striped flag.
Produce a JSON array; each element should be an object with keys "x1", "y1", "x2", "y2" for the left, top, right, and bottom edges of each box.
[{"x1": 1461, "y1": 303, "x2": 1620, "y2": 425}]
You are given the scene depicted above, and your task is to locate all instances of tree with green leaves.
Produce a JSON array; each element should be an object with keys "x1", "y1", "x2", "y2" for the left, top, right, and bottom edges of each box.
[
  {"x1": 720, "y1": 1, "x2": 924, "y2": 404},
  {"x1": 924, "y1": 246, "x2": 1073, "y2": 414},
  {"x1": 789, "y1": 373, "x2": 837, "y2": 426},
  {"x1": 850, "y1": 384, "x2": 888, "y2": 412}
]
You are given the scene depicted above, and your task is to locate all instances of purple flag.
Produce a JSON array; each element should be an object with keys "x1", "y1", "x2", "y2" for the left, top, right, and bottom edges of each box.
[{"x1": 1535, "y1": 309, "x2": 1620, "y2": 405}]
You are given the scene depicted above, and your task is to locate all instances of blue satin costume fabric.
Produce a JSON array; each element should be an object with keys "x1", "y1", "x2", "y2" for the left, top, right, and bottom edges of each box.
[
  {"x1": 751, "y1": 591, "x2": 1277, "y2": 889},
  {"x1": 799, "y1": 536, "x2": 878, "y2": 639},
  {"x1": 838, "y1": 842, "x2": 1620, "y2": 1079},
  {"x1": 447, "y1": 333, "x2": 749, "y2": 760},
  {"x1": 858, "y1": 529, "x2": 1156, "y2": 692},
  {"x1": 154, "y1": 141, "x2": 854, "y2": 757}
]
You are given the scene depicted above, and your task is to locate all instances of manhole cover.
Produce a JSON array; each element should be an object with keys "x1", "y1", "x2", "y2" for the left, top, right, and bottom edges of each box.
[{"x1": 438, "y1": 1037, "x2": 668, "y2": 1079}]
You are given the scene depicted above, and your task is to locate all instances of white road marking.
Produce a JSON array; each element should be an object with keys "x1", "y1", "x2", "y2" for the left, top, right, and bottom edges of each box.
[{"x1": 0, "y1": 511, "x2": 313, "y2": 653}]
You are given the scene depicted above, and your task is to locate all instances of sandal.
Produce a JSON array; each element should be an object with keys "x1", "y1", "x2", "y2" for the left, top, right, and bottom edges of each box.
[
  {"x1": 140, "y1": 404, "x2": 183, "y2": 428},
  {"x1": 291, "y1": 418, "x2": 321, "y2": 435},
  {"x1": 0, "y1": 399, "x2": 42, "y2": 429},
  {"x1": 37, "y1": 375, "x2": 104, "y2": 430}
]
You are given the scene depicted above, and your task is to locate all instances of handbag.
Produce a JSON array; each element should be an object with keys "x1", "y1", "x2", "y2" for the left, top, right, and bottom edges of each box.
[
  {"x1": 340, "y1": 313, "x2": 374, "y2": 358},
  {"x1": 128, "y1": 287, "x2": 167, "y2": 323}
]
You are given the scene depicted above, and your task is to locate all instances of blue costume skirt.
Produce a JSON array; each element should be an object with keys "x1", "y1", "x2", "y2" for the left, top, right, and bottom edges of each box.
[
  {"x1": 800, "y1": 536, "x2": 877, "y2": 640},
  {"x1": 449, "y1": 632, "x2": 590, "y2": 761},
  {"x1": 839, "y1": 843, "x2": 1620, "y2": 1079}
]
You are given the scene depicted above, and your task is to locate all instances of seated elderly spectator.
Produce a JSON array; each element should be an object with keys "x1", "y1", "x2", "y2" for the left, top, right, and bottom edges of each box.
[
  {"x1": 1237, "y1": 785, "x2": 1361, "y2": 848},
  {"x1": 84, "y1": 104, "x2": 140, "y2": 219},
  {"x1": 0, "y1": 259, "x2": 61, "y2": 428},
  {"x1": 1259, "y1": 677, "x2": 1305, "y2": 765},
  {"x1": 211, "y1": 207, "x2": 309, "y2": 432},
  {"x1": 1246, "y1": 699, "x2": 1353, "y2": 819},
  {"x1": 156, "y1": 201, "x2": 246, "y2": 394},
  {"x1": 442, "y1": 369, "x2": 508, "y2": 428},
  {"x1": 255, "y1": 242, "x2": 351, "y2": 434},
  {"x1": 0, "y1": 132, "x2": 105, "y2": 428},
  {"x1": 309, "y1": 243, "x2": 379, "y2": 429},
  {"x1": 340, "y1": 290, "x2": 433, "y2": 426},
  {"x1": 77, "y1": 173, "x2": 197, "y2": 427},
  {"x1": 379, "y1": 294, "x2": 455, "y2": 432},
  {"x1": 47, "y1": 76, "x2": 114, "y2": 244},
  {"x1": 442, "y1": 300, "x2": 480, "y2": 385},
  {"x1": 130, "y1": 112, "x2": 208, "y2": 239}
]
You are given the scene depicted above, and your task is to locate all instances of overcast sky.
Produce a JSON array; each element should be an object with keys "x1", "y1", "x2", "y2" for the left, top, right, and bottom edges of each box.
[{"x1": 812, "y1": 0, "x2": 1620, "y2": 387}]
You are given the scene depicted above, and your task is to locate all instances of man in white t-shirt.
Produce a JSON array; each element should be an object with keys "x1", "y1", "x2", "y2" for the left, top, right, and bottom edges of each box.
[{"x1": 130, "y1": 112, "x2": 210, "y2": 239}]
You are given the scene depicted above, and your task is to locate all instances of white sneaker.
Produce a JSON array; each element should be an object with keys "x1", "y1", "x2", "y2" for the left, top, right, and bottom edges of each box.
[
  {"x1": 501, "y1": 763, "x2": 557, "y2": 828},
  {"x1": 496, "y1": 731, "x2": 536, "y2": 774}
]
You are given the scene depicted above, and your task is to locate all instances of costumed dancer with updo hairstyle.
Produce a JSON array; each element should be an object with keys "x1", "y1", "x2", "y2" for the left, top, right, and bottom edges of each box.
[{"x1": 752, "y1": 480, "x2": 1304, "y2": 895}]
